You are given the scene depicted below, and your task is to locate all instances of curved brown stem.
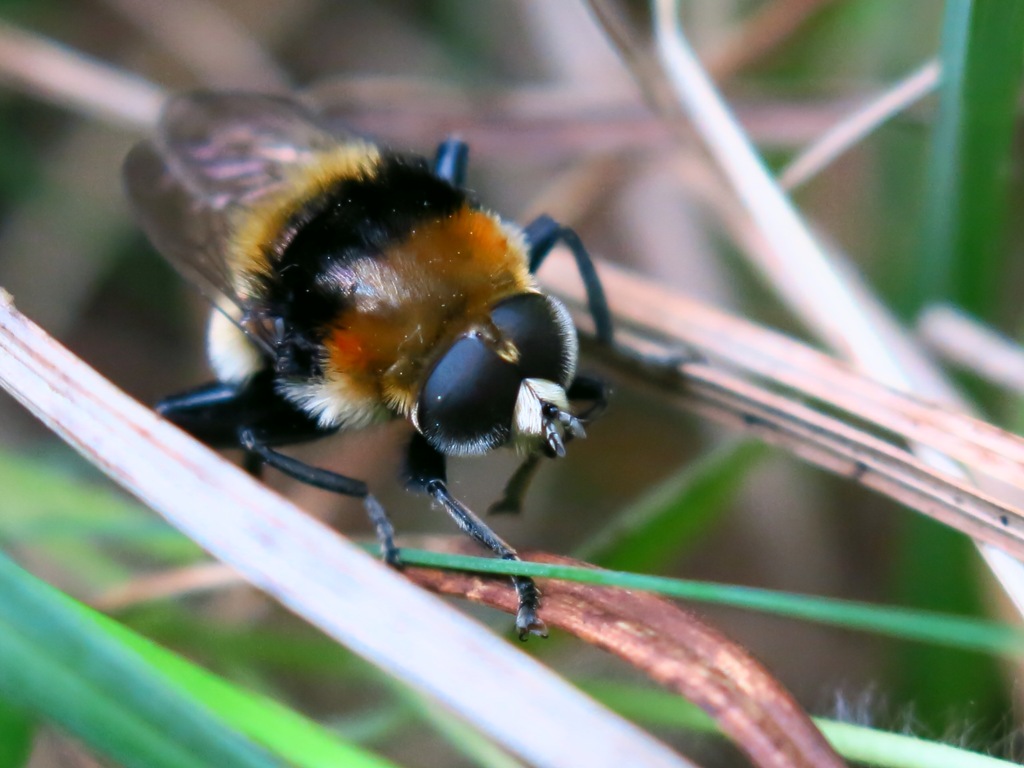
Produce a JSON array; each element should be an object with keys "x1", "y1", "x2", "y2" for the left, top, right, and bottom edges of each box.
[{"x1": 405, "y1": 541, "x2": 845, "y2": 768}]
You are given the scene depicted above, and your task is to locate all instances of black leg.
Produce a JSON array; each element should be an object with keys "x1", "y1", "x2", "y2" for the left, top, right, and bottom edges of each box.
[
  {"x1": 430, "y1": 482, "x2": 545, "y2": 639},
  {"x1": 523, "y1": 214, "x2": 613, "y2": 346},
  {"x1": 158, "y1": 374, "x2": 398, "y2": 564},
  {"x1": 239, "y1": 428, "x2": 398, "y2": 566},
  {"x1": 567, "y1": 374, "x2": 608, "y2": 423},
  {"x1": 433, "y1": 138, "x2": 469, "y2": 187},
  {"x1": 156, "y1": 381, "x2": 254, "y2": 448},
  {"x1": 491, "y1": 375, "x2": 608, "y2": 516},
  {"x1": 488, "y1": 454, "x2": 542, "y2": 516},
  {"x1": 157, "y1": 381, "x2": 242, "y2": 412},
  {"x1": 405, "y1": 434, "x2": 547, "y2": 639},
  {"x1": 242, "y1": 450, "x2": 263, "y2": 479},
  {"x1": 157, "y1": 371, "x2": 341, "y2": 449}
]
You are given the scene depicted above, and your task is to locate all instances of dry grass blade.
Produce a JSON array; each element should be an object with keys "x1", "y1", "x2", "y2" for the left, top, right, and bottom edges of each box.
[
  {"x1": 0, "y1": 21, "x2": 858, "y2": 159},
  {"x1": 646, "y1": 0, "x2": 907, "y2": 376},
  {"x1": 91, "y1": 542, "x2": 847, "y2": 768},
  {"x1": 408, "y1": 543, "x2": 844, "y2": 768},
  {"x1": 778, "y1": 59, "x2": 941, "y2": 191},
  {"x1": 0, "y1": 20, "x2": 162, "y2": 129},
  {"x1": 100, "y1": 0, "x2": 290, "y2": 90},
  {"x1": 918, "y1": 305, "x2": 1024, "y2": 395},
  {"x1": 591, "y1": 0, "x2": 1024, "y2": 615},
  {"x1": 309, "y1": 75, "x2": 856, "y2": 155},
  {"x1": 539, "y1": 253, "x2": 1024, "y2": 557},
  {"x1": 0, "y1": 290, "x2": 693, "y2": 768},
  {"x1": 291, "y1": 71, "x2": 677, "y2": 161},
  {"x1": 705, "y1": 0, "x2": 840, "y2": 81},
  {"x1": 682, "y1": 363, "x2": 1024, "y2": 555},
  {"x1": 92, "y1": 563, "x2": 242, "y2": 612}
]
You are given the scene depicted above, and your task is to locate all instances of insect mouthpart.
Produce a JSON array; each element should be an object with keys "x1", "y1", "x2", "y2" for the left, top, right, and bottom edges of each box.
[
  {"x1": 542, "y1": 401, "x2": 587, "y2": 457},
  {"x1": 511, "y1": 378, "x2": 585, "y2": 457}
]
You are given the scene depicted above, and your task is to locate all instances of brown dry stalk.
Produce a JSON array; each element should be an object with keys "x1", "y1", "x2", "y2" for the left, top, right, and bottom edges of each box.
[
  {"x1": 92, "y1": 562, "x2": 243, "y2": 611},
  {"x1": 0, "y1": 20, "x2": 162, "y2": 128},
  {"x1": 95, "y1": 544, "x2": 847, "y2": 767},
  {"x1": 682, "y1": 362, "x2": 1024, "y2": 555},
  {"x1": 918, "y1": 305, "x2": 1024, "y2": 395},
  {"x1": 705, "y1": 0, "x2": 840, "y2": 81},
  {"x1": 778, "y1": 60, "x2": 940, "y2": 191},
  {"x1": 540, "y1": 251, "x2": 1024, "y2": 554},
  {"x1": 96, "y1": 543, "x2": 846, "y2": 767},
  {"x1": 309, "y1": 76, "x2": 853, "y2": 154},
  {"x1": 408, "y1": 545, "x2": 844, "y2": 768}
]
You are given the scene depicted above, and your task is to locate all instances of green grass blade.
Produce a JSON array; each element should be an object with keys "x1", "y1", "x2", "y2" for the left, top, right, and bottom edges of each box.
[
  {"x1": 0, "y1": 451, "x2": 199, "y2": 575},
  {"x1": 917, "y1": 0, "x2": 1024, "y2": 315},
  {"x1": 0, "y1": 699, "x2": 33, "y2": 768},
  {"x1": 575, "y1": 441, "x2": 765, "y2": 571},
  {"x1": 3, "y1": 556, "x2": 400, "y2": 768},
  {"x1": 0, "y1": 622, "x2": 209, "y2": 768},
  {"x1": 386, "y1": 684, "x2": 524, "y2": 768},
  {"x1": 0, "y1": 450, "x2": 196, "y2": 554},
  {"x1": 0, "y1": 452, "x2": 552, "y2": 765},
  {"x1": 0, "y1": 550, "x2": 280, "y2": 768},
  {"x1": 127, "y1": 609, "x2": 502, "y2": 767},
  {"x1": 392, "y1": 549, "x2": 1024, "y2": 658},
  {"x1": 127, "y1": 610, "x2": 368, "y2": 682},
  {"x1": 583, "y1": 681, "x2": 1018, "y2": 768},
  {"x1": 906, "y1": 0, "x2": 1024, "y2": 730},
  {"x1": 87, "y1": 605, "x2": 401, "y2": 768}
]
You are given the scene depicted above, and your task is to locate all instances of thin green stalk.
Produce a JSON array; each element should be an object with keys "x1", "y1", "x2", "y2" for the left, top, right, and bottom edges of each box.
[
  {"x1": 584, "y1": 682, "x2": 1018, "y2": 768},
  {"x1": 392, "y1": 548, "x2": 1024, "y2": 658}
]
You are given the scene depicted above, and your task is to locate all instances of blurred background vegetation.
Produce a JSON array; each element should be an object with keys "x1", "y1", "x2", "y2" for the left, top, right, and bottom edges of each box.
[{"x1": 0, "y1": 1, "x2": 1021, "y2": 766}]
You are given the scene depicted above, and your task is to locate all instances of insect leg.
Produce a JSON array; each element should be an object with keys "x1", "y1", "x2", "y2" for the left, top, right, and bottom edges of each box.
[
  {"x1": 156, "y1": 381, "x2": 255, "y2": 447},
  {"x1": 242, "y1": 450, "x2": 263, "y2": 479},
  {"x1": 523, "y1": 214, "x2": 613, "y2": 345},
  {"x1": 240, "y1": 429, "x2": 398, "y2": 565},
  {"x1": 493, "y1": 374, "x2": 609, "y2": 515},
  {"x1": 567, "y1": 374, "x2": 608, "y2": 423},
  {"x1": 158, "y1": 375, "x2": 398, "y2": 563},
  {"x1": 405, "y1": 433, "x2": 547, "y2": 639},
  {"x1": 488, "y1": 454, "x2": 542, "y2": 516},
  {"x1": 433, "y1": 138, "x2": 469, "y2": 187},
  {"x1": 492, "y1": 375, "x2": 608, "y2": 516},
  {"x1": 157, "y1": 373, "x2": 333, "y2": 448}
]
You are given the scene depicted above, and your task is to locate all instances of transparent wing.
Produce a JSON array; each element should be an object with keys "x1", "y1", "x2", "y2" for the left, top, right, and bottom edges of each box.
[
  {"x1": 123, "y1": 92, "x2": 346, "y2": 354},
  {"x1": 124, "y1": 139, "x2": 242, "y2": 315},
  {"x1": 153, "y1": 91, "x2": 341, "y2": 208}
]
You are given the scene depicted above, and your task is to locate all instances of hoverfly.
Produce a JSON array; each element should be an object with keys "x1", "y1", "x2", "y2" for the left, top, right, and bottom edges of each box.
[{"x1": 124, "y1": 92, "x2": 612, "y2": 637}]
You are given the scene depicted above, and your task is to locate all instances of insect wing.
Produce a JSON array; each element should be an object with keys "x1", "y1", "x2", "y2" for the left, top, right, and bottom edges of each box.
[
  {"x1": 155, "y1": 91, "x2": 340, "y2": 208},
  {"x1": 123, "y1": 138, "x2": 244, "y2": 319},
  {"x1": 124, "y1": 92, "x2": 343, "y2": 354}
]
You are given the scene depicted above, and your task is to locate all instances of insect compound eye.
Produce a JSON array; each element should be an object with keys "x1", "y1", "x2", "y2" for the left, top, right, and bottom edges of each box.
[
  {"x1": 416, "y1": 334, "x2": 521, "y2": 455},
  {"x1": 415, "y1": 292, "x2": 579, "y2": 456},
  {"x1": 489, "y1": 293, "x2": 577, "y2": 388}
]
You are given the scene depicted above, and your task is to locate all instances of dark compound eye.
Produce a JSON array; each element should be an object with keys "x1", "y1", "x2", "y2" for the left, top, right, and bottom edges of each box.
[
  {"x1": 416, "y1": 333, "x2": 520, "y2": 455},
  {"x1": 489, "y1": 293, "x2": 575, "y2": 388},
  {"x1": 415, "y1": 293, "x2": 578, "y2": 456}
]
